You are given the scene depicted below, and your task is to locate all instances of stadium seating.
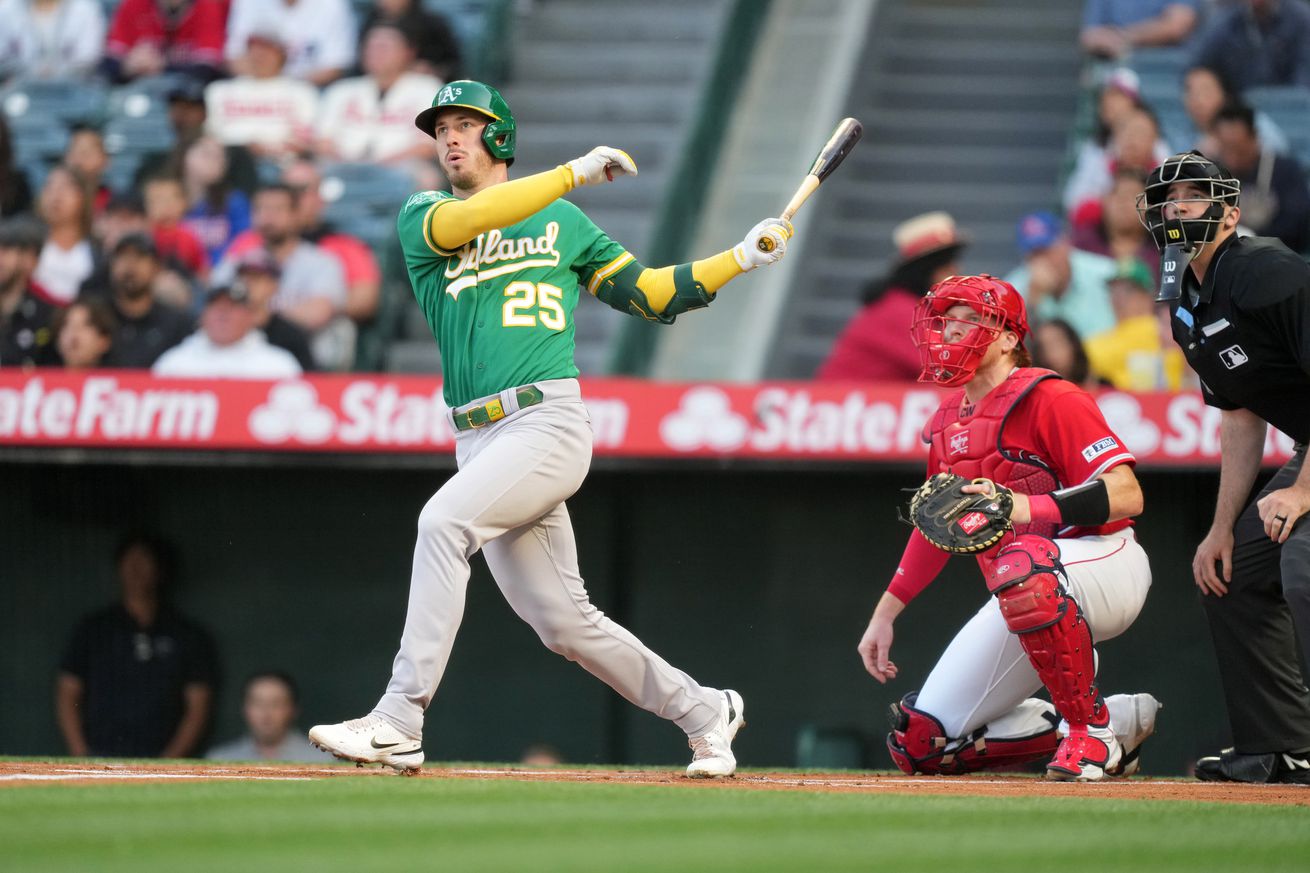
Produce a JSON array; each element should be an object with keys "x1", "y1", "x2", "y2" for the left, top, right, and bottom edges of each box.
[{"x1": 0, "y1": 79, "x2": 109, "y2": 127}]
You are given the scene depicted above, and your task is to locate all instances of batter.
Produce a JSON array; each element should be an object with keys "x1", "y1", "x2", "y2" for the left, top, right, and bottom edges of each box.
[
  {"x1": 857, "y1": 274, "x2": 1162, "y2": 780},
  {"x1": 309, "y1": 81, "x2": 792, "y2": 777}
]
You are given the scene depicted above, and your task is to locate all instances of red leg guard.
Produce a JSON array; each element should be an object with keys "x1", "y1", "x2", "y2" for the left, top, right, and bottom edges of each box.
[
  {"x1": 887, "y1": 693, "x2": 1059, "y2": 775},
  {"x1": 987, "y1": 535, "x2": 1103, "y2": 729}
]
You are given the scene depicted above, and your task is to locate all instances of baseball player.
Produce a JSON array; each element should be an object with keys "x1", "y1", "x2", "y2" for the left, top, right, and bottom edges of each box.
[
  {"x1": 309, "y1": 81, "x2": 792, "y2": 776},
  {"x1": 856, "y1": 274, "x2": 1161, "y2": 780}
]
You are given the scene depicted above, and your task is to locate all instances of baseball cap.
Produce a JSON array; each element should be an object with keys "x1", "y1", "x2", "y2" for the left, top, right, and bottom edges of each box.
[
  {"x1": 246, "y1": 27, "x2": 287, "y2": 52},
  {"x1": 891, "y1": 211, "x2": 967, "y2": 268},
  {"x1": 0, "y1": 215, "x2": 46, "y2": 251},
  {"x1": 233, "y1": 247, "x2": 282, "y2": 278},
  {"x1": 1016, "y1": 211, "x2": 1063, "y2": 255},
  {"x1": 1102, "y1": 67, "x2": 1141, "y2": 100},
  {"x1": 205, "y1": 280, "x2": 253, "y2": 306},
  {"x1": 113, "y1": 232, "x2": 158, "y2": 259},
  {"x1": 1109, "y1": 256, "x2": 1154, "y2": 291},
  {"x1": 166, "y1": 78, "x2": 208, "y2": 105}
]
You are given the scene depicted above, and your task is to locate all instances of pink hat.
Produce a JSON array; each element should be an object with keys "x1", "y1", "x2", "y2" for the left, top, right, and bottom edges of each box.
[
  {"x1": 892, "y1": 212, "x2": 967, "y2": 266},
  {"x1": 1103, "y1": 67, "x2": 1140, "y2": 99}
]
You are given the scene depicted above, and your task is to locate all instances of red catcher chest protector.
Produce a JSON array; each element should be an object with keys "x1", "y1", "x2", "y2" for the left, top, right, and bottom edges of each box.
[{"x1": 924, "y1": 368, "x2": 1061, "y2": 539}]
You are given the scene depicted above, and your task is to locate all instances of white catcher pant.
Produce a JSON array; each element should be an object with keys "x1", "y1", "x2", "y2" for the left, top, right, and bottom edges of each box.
[
  {"x1": 373, "y1": 379, "x2": 722, "y2": 740},
  {"x1": 914, "y1": 531, "x2": 1152, "y2": 739}
]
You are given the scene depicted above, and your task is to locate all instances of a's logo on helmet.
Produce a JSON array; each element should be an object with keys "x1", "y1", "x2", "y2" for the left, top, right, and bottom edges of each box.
[{"x1": 439, "y1": 85, "x2": 462, "y2": 104}]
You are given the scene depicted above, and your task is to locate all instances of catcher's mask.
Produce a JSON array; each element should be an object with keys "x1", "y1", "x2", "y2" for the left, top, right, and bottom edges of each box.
[
  {"x1": 1136, "y1": 151, "x2": 1240, "y2": 252},
  {"x1": 911, "y1": 274, "x2": 1029, "y2": 387}
]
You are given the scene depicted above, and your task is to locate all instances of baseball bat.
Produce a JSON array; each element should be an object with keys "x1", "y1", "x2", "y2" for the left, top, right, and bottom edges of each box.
[{"x1": 757, "y1": 116, "x2": 864, "y2": 252}]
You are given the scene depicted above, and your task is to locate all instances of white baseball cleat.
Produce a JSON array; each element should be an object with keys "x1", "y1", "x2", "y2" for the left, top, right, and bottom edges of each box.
[
  {"x1": 686, "y1": 690, "x2": 745, "y2": 778},
  {"x1": 308, "y1": 715, "x2": 424, "y2": 772},
  {"x1": 1105, "y1": 693, "x2": 1162, "y2": 777}
]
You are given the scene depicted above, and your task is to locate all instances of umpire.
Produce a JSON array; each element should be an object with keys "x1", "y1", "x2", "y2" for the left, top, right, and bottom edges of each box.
[{"x1": 1140, "y1": 151, "x2": 1310, "y2": 784}]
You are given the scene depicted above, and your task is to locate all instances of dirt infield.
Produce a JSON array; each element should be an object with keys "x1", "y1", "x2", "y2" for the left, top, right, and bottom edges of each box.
[{"x1": 0, "y1": 760, "x2": 1306, "y2": 805}]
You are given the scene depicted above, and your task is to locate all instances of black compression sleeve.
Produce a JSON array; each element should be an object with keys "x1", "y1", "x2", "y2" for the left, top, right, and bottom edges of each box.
[{"x1": 1050, "y1": 479, "x2": 1111, "y2": 526}]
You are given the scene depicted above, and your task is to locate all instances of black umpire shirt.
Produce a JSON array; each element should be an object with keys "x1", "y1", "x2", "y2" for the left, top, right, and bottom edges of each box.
[{"x1": 1171, "y1": 234, "x2": 1310, "y2": 444}]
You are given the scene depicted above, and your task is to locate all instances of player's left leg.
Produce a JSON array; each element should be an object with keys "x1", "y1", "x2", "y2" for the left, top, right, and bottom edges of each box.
[{"x1": 482, "y1": 502, "x2": 738, "y2": 776}]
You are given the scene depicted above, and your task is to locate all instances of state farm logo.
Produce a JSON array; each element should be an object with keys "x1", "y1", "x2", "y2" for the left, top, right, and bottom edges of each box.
[
  {"x1": 658, "y1": 386, "x2": 941, "y2": 455},
  {"x1": 660, "y1": 387, "x2": 750, "y2": 451},
  {"x1": 1094, "y1": 393, "x2": 1160, "y2": 456},
  {"x1": 0, "y1": 376, "x2": 217, "y2": 441},
  {"x1": 249, "y1": 382, "x2": 335, "y2": 444}
]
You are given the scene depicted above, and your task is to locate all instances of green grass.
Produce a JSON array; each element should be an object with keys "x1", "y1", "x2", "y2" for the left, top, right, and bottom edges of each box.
[{"x1": 1, "y1": 776, "x2": 1307, "y2": 873}]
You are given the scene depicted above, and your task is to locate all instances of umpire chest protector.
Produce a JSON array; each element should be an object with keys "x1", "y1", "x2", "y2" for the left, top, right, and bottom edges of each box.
[{"x1": 924, "y1": 368, "x2": 1062, "y2": 538}]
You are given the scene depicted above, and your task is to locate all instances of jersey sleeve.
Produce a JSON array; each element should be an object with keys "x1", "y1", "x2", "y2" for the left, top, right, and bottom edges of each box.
[
  {"x1": 567, "y1": 204, "x2": 634, "y2": 296},
  {"x1": 1237, "y1": 247, "x2": 1310, "y2": 377},
  {"x1": 1033, "y1": 383, "x2": 1136, "y2": 485},
  {"x1": 396, "y1": 190, "x2": 458, "y2": 268}
]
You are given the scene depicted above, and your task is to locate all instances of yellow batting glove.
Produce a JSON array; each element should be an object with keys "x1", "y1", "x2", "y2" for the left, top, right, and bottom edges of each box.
[
  {"x1": 732, "y1": 217, "x2": 793, "y2": 271},
  {"x1": 567, "y1": 147, "x2": 638, "y2": 187}
]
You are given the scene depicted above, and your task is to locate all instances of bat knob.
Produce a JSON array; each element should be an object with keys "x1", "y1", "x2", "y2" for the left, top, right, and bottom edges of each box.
[{"x1": 756, "y1": 237, "x2": 776, "y2": 254}]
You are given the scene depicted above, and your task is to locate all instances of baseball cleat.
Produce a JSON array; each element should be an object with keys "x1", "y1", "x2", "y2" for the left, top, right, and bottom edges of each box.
[
  {"x1": 308, "y1": 715, "x2": 424, "y2": 772},
  {"x1": 1045, "y1": 722, "x2": 1122, "y2": 782},
  {"x1": 1105, "y1": 693, "x2": 1162, "y2": 777},
  {"x1": 686, "y1": 689, "x2": 745, "y2": 778}
]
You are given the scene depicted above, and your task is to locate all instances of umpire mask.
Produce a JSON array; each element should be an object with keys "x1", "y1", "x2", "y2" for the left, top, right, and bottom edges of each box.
[{"x1": 1137, "y1": 152, "x2": 1240, "y2": 300}]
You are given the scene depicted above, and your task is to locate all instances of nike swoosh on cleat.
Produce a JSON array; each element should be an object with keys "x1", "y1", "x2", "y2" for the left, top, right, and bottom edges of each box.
[
  {"x1": 371, "y1": 738, "x2": 402, "y2": 749},
  {"x1": 1282, "y1": 754, "x2": 1309, "y2": 769}
]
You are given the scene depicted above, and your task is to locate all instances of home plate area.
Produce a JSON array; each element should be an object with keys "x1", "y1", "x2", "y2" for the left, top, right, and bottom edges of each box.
[{"x1": 0, "y1": 760, "x2": 1306, "y2": 805}]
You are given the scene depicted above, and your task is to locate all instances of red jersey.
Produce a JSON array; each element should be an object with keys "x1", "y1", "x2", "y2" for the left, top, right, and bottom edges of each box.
[
  {"x1": 105, "y1": 0, "x2": 228, "y2": 67},
  {"x1": 926, "y1": 370, "x2": 1136, "y2": 539}
]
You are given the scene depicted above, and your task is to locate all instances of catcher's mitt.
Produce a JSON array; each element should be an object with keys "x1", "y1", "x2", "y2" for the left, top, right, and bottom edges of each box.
[{"x1": 906, "y1": 472, "x2": 1014, "y2": 554}]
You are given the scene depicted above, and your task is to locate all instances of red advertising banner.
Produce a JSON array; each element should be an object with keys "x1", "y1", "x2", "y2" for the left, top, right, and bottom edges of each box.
[{"x1": 0, "y1": 371, "x2": 1297, "y2": 466}]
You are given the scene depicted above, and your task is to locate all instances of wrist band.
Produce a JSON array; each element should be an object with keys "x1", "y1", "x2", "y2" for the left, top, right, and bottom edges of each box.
[{"x1": 1050, "y1": 479, "x2": 1112, "y2": 527}]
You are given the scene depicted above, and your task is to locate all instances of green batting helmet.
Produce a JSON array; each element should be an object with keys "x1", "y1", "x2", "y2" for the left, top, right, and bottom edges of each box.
[{"x1": 415, "y1": 80, "x2": 516, "y2": 163}]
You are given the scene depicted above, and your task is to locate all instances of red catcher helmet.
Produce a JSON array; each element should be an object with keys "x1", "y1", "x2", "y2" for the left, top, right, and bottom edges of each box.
[{"x1": 911, "y1": 274, "x2": 1030, "y2": 387}]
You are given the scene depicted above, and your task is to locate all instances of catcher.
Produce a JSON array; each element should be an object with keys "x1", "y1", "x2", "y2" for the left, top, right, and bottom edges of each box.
[{"x1": 857, "y1": 273, "x2": 1160, "y2": 781}]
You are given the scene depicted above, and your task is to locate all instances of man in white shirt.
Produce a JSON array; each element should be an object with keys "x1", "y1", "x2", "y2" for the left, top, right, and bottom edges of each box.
[
  {"x1": 153, "y1": 279, "x2": 302, "y2": 379},
  {"x1": 206, "y1": 29, "x2": 319, "y2": 158},
  {"x1": 224, "y1": 0, "x2": 357, "y2": 87},
  {"x1": 316, "y1": 23, "x2": 441, "y2": 165}
]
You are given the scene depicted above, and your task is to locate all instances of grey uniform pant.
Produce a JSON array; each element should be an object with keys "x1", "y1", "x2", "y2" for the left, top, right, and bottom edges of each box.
[
  {"x1": 1202, "y1": 446, "x2": 1310, "y2": 752},
  {"x1": 373, "y1": 379, "x2": 721, "y2": 741}
]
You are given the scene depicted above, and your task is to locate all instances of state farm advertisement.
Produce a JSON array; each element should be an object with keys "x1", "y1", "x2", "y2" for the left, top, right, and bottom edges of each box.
[{"x1": 0, "y1": 371, "x2": 1297, "y2": 467}]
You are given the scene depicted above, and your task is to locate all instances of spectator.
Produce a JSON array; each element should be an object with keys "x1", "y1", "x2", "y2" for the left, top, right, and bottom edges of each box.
[
  {"x1": 817, "y1": 211, "x2": 967, "y2": 382},
  {"x1": 282, "y1": 158, "x2": 381, "y2": 323},
  {"x1": 214, "y1": 183, "x2": 351, "y2": 370},
  {"x1": 1064, "y1": 104, "x2": 1164, "y2": 216},
  {"x1": 0, "y1": 0, "x2": 106, "y2": 81},
  {"x1": 1080, "y1": 0, "x2": 1200, "y2": 59},
  {"x1": 154, "y1": 279, "x2": 302, "y2": 378},
  {"x1": 224, "y1": 0, "x2": 358, "y2": 88},
  {"x1": 358, "y1": 0, "x2": 462, "y2": 81},
  {"x1": 34, "y1": 164, "x2": 100, "y2": 305},
  {"x1": 135, "y1": 79, "x2": 260, "y2": 196},
  {"x1": 181, "y1": 136, "x2": 252, "y2": 265},
  {"x1": 143, "y1": 173, "x2": 209, "y2": 282},
  {"x1": 0, "y1": 116, "x2": 33, "y2": 218},
  {"x1": 55, "y1": 533, "x2": 218, "y2": 758},
  {"x1": 232, "y1": 247, "x2": 315, "y2": 371},
  {"x1": 62, "y1": 126, "x2": 111, "y2": 217},
  {"x1": 1192, "y1": 0, "x2": 1310, "y2": 92},
  {"x1": 1181, "y1": 64, "x2": 1289, "y2": 155},
  {"x1": 1084, "y1": 257, "x2": 1188, "y2": 391},
  {"x1": 205, "y1": 30, "x2": 320, "y2": 159},
  {"x1": 1212, "y1": 101, "x2": 1310, "y2": 253},
  {"x1": 1070, "y1": 167, "x2": 1161, "y2": 279},
  {"x1": 52, "y1": 297, "x2": 115, "y2": 369},
  {"x1": 1005, "y1": 210, "x2": 1117, "y2": 338},
  {"x1": 1031, "y1": 318, "x2": 1100, "y2": 390},
  {"x1": 100, "y1": 0, "x2": 228, "y2": 85},
  {"x1": 206, "y1": 672, "x2": 329, "y2": 762},
  {"x1": 100, "y1": 233, "x2": 193, "y2": 367},
  {"x1": 0, "y1": 216, "x2": 59, "y2": 367},
  {"x1": 316, "y1": 23, "x2": 442, "y2": 166}
]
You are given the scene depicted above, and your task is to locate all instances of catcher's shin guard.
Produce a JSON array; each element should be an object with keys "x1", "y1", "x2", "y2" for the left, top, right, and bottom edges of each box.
[
  {"x1": 887, "y1": 693, "x2": 1059, "y2": 775},
  {"x1": 986, "y1": 535, "x2": 1102, "y2": 728}
]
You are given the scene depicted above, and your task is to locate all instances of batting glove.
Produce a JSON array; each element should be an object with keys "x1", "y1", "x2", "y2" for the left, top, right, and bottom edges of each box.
[
  {"x1": 732, "y1": 217, "x2": 794, "y2": 271},
  {"x1": 567, "y1": 147, "x2": 638, "y2": 187}
]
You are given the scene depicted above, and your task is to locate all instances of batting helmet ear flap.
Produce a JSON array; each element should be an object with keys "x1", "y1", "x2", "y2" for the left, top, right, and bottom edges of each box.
[{"x1": 416, "y1": 80, "x2": 517, "y2": 165}]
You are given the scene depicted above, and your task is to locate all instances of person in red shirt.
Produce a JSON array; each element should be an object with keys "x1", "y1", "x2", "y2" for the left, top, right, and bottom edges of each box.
[
  {"x1": 856, "y1": 273, "x2": 1160, "y2": 781},
  {"x1": 817, "y1": 211, "x2": 966, "y2": 381},
  {"x1": 144, "y1": 173, "x2": 209, "y2": 287},
  {"x1": 100, "y1": 0, "x2": 228, "y2": 84}
]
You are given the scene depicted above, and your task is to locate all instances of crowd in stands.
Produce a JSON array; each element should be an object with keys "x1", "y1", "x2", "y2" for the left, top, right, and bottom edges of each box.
[
  {"x1": 0, "y1": 0, "x2": 465, "y2": 377},
  {"x1": 822, "y1": 0, "x2": 1310, "y2": 395}
]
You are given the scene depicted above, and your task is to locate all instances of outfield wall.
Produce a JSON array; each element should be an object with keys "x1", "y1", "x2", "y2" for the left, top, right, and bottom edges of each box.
[{"x1": 0, "y1": 457, "x2": 1245, "y2": 775}]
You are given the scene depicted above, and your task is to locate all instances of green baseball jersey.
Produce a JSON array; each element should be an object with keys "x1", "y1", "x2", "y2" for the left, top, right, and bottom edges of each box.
[{"x1": 397, "y1": 191, "x2": 633, "y2": 407}]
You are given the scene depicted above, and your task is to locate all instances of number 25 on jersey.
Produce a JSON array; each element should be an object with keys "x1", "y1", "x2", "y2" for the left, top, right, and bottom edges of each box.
[{"x1": 503, "y1": 281, "x2": 566, "y2": 330}]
